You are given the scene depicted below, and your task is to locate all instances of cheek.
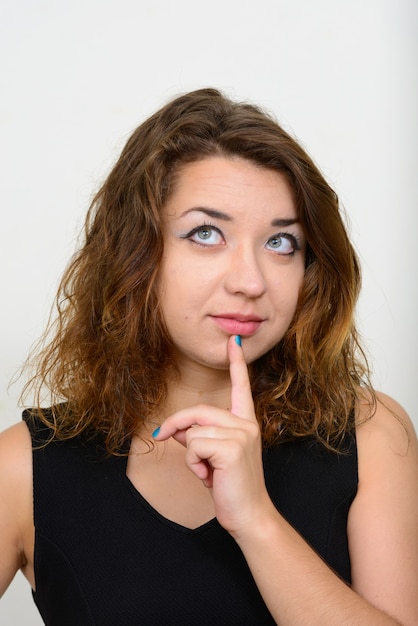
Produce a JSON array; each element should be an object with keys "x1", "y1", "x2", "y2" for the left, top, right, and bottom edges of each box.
[
  {"x1": 158, "y1": 259, "x2": 190, "y2": 312},
  {"x1": 272, "y1": 270, "x2": 304, "y2": 315},
  {"x1": 160, "y1": 284, "x2": 202, "y2": 325},
  {"x1": 162, "y1": 262, "x2": 216, "y2": 309}
]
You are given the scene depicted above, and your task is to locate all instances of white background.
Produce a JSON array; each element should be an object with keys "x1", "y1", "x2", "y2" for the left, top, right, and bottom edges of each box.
[{"x1": 0, "y1": 0, "x2": 416, "y2": 622}]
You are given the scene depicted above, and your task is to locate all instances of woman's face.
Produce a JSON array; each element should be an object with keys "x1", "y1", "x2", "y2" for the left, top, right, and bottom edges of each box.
[{"x1": 158, "y1": 157, "x2": 306, "y2": 371}]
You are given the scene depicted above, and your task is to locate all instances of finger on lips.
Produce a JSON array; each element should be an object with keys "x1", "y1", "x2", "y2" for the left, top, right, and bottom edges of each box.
[
  {"x1": 229, "y1": 335, "x2": 256, "y2": 422},
  {"x1": 152, "y1": 334, "x2": 256, "y2": 442}
]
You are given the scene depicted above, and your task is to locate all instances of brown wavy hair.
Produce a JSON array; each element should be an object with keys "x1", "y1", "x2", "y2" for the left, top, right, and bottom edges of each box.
[{"x1": 22, "y1": 87, "x2": 373, "y2": 453}]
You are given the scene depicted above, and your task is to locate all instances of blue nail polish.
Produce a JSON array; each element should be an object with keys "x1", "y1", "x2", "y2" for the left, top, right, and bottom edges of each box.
[
  {"x1": 152, "y1": 426, "x2": 160, "y2": 438},
  {"x1": 235, "y1": 335, "x2": 242, "y2": 347}
]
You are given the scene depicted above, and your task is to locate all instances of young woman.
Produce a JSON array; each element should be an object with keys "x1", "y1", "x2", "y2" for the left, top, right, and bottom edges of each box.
[{"x1": 0, "y1": 88, "x2": 417, "y2": 625}]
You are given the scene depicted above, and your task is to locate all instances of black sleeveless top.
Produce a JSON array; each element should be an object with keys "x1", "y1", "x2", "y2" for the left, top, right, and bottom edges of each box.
[{"x1": 23, "y1": 410, "x2": 357, "y2": 625}]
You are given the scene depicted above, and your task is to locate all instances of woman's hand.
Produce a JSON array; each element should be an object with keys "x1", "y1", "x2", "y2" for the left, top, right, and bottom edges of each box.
[
  {"x1": 154, "y1": 339, "x2": 418, "y2": 625},
  {"x1": 153, "y1": 335, "x2": 272, "y2": 534}
]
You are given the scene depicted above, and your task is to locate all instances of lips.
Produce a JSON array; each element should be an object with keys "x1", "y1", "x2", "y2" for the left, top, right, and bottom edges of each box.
[{"x1": 210, "y1": 314, "x2": 264, "y2": 336}]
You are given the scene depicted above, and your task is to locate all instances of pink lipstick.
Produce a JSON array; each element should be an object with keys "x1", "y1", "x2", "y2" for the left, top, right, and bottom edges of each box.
[{"x1": 210, "y1": 314, "x2": 264, "y2": 336}]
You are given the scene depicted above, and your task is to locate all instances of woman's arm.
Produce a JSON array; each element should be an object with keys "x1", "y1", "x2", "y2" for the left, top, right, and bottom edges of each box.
[
  {"x1": 0, "y1": 422, "x2": 34, "y2": 597},
  {"x1": 232, "y1": 398, "x2": 418, "y2": 625},
  {"x1": 348, "y1": 392, "x2": 418, "y2": 623},
  {"x1": 156, "y1": 337, "x2": 418, "y2": 625}
]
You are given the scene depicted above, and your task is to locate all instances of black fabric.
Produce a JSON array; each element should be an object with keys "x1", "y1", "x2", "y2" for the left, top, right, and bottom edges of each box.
[{"x1": 23, "y1": 409, "x2": 357, "y2": 625}]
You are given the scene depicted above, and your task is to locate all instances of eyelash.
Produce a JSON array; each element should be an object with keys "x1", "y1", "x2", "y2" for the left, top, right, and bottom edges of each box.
[{"x1": 180, "y1": 223, "x2": 301, "y2": 256}]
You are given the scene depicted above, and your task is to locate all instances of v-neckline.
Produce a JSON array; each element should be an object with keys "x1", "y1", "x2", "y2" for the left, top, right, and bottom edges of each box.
[
  {"x1": 121, "y1": 445, "x2": 219, "y2": 533},
  {"x1": 122, "y1": 465, "x2": 218, "y2": 533}
]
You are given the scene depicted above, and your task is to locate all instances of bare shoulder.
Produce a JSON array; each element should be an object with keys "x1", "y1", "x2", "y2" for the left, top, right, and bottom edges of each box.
[
  {"x1": 0, "y1": 421, "x2": 33, "y2": 534},
  {"x1": 0, "y1": 421, "x2": 33, "y2": 472},
  {"x1": 356, "y1": 389, "x2": 418, "y2": 458},
  {"x1": 0, "y1": 421, "x2": 34, "y2": 596},
  {"x1": 354, "y1": 388, "x2": 418, "y2": 513}
]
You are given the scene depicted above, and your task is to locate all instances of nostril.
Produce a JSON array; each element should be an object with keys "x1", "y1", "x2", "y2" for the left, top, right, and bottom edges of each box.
[{"x1": 224, "y1": 267, "x2": 266, "y2": 297}]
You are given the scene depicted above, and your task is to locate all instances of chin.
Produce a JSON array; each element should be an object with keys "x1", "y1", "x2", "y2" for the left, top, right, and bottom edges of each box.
[{"x1": 197, "y1": 354, "x2": 231, "y2": 371}]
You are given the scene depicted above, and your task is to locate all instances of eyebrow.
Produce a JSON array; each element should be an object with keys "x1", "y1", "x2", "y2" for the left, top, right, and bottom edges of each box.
[
  {"x1": 179, "y1": 207, "x2": 299, "y2": 227},
  {"x1": 271, "y1": 217, "x2": 299, "y2": 227},
  {"x1": 179, "y1": 207, "x2": 232, "y2": 221}
]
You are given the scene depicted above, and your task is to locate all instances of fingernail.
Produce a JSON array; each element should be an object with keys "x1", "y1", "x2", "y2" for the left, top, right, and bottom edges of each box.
[
  {"x1": 235, "y1": 335, "x2": 242, "y2": 347},
  {"x1": 152, "y1": 426, "x2": 160, "y2": 438}
]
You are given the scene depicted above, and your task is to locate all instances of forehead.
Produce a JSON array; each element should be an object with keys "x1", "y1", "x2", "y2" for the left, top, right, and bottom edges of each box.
[{"x1": 165, "y1": 157, "x2": 297, "y2": 219}]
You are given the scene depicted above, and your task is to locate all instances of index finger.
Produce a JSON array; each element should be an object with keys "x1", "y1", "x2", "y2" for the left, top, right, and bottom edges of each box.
[{"x1": 229, "y1": 335, "x2": 256, "y2": 422}]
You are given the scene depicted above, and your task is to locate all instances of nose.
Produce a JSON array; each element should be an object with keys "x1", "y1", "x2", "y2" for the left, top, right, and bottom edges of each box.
[{"x1": 224, "y1": 245, "x2": 267, "y2": 298}]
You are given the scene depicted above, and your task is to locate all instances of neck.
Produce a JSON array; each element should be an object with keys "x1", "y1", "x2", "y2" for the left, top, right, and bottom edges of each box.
[{"x1": 163, "y1": 359, "x2": 232, "y2": 416}]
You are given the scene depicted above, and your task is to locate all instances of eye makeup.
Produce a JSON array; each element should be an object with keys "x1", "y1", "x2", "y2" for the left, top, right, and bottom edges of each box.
[{"x1": 179, "y1": 223, "x2": 225, "y2": 247}]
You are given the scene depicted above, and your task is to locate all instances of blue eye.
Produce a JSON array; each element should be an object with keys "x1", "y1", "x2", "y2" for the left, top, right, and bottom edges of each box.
[
  {"x1": 184, "y1": 225, "x2": 224, "y2": 246},
  {"x1": 195, "y1": 226, "x2": 215, "y2": 241},
  {"x1": 266, "y1": 233, "x2": 299, "y2": 255}
]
